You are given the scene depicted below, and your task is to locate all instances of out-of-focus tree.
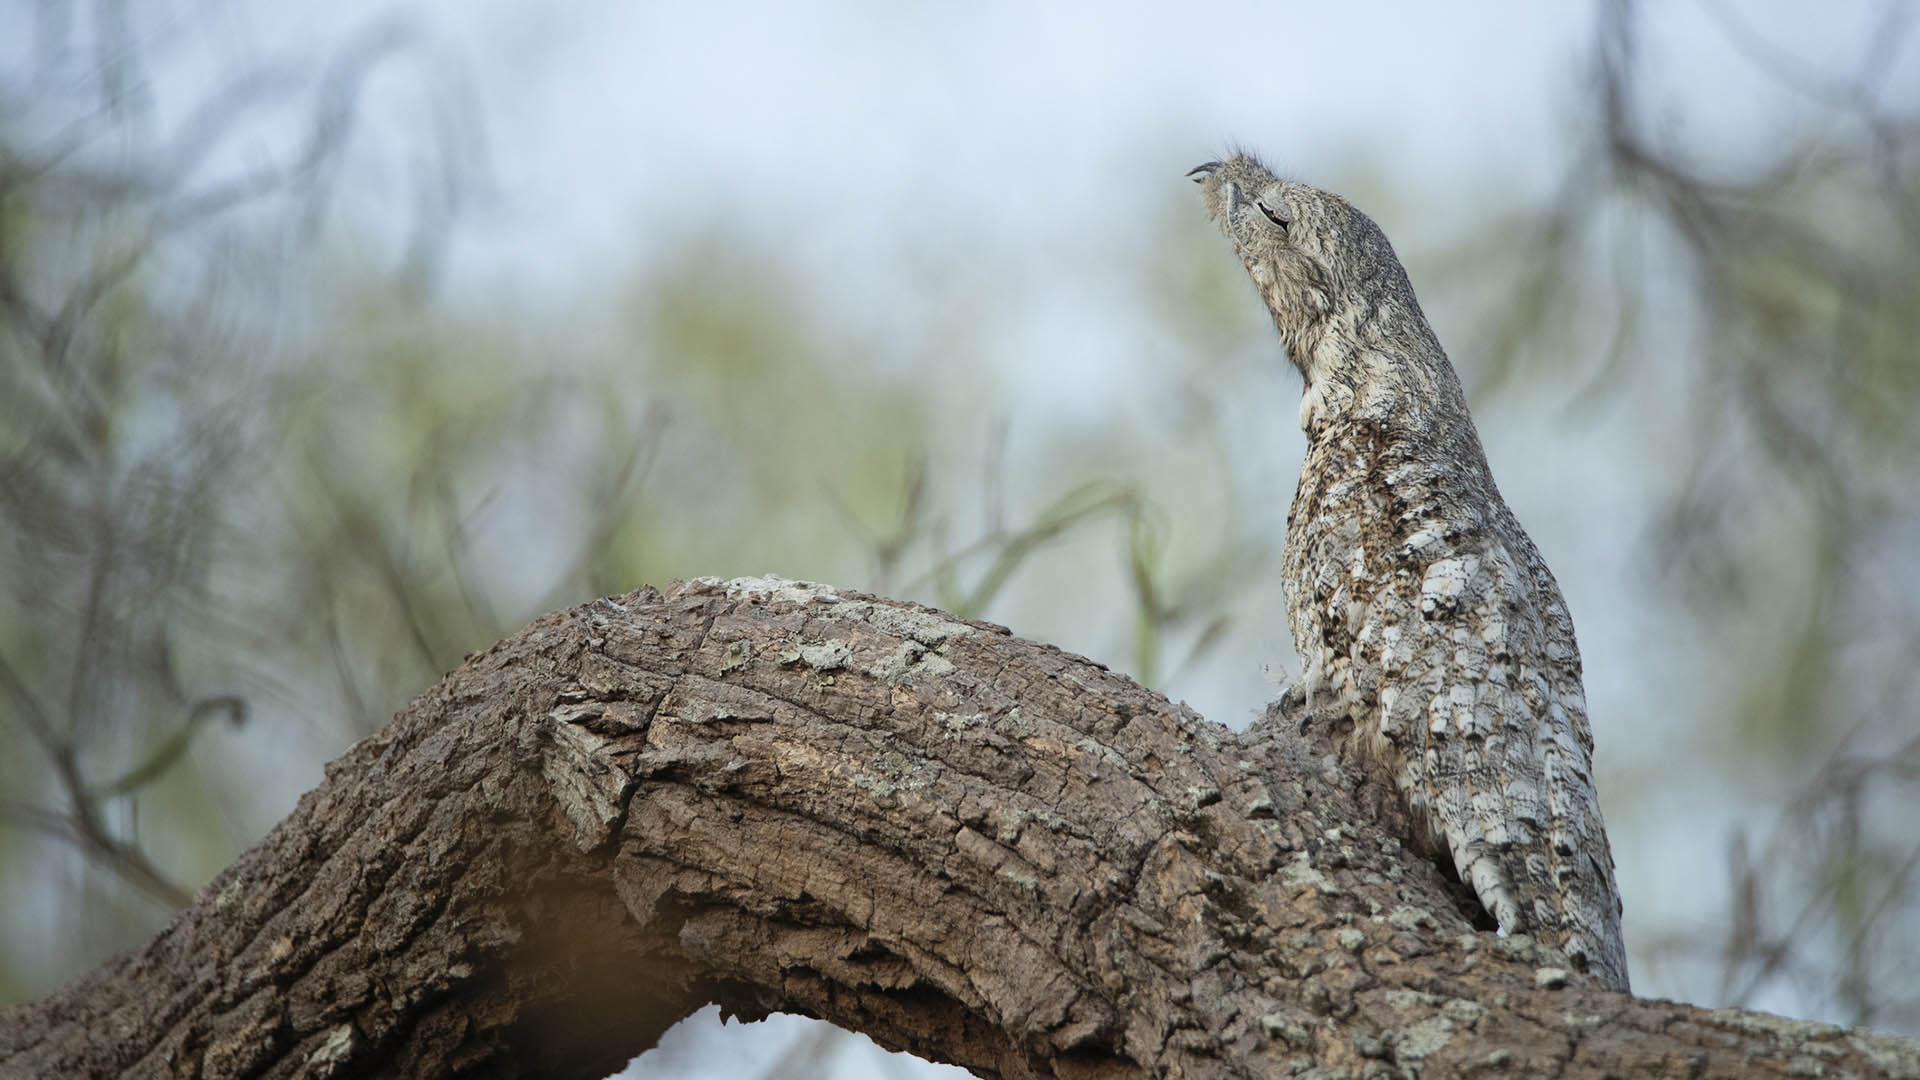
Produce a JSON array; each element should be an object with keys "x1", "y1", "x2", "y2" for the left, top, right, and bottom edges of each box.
[
  {"x1": 0, "y1": 1, "x2": 483, "y2": 996},
  {"x1": 1439, "y1": 0, "x2": 1920, "y2": 1033}
]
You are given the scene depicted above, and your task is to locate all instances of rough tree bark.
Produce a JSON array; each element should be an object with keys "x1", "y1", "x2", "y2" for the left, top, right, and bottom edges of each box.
[{"x1": 2, "y1": 576, "x2": 1915, "y2": 1079}]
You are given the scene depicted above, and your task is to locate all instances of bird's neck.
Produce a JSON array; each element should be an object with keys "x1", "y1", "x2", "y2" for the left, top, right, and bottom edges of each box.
[{"x1": 1293, "y1": 296, "x2": 1473, "y2": 445}]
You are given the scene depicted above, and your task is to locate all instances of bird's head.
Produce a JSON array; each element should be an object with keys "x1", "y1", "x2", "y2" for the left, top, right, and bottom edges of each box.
[{"x1": 1189, "y1": 153, "x2": 1418, "y2": 377}]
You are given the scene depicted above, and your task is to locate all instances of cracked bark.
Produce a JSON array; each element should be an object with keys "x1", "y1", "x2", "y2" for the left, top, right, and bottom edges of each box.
[{"x1": 3, "y1": 576, "x2": 1916, "y2": 1080}]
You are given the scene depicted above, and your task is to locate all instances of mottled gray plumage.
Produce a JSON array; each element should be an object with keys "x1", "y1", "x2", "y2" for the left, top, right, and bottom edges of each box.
[{"x1": 1191, "y1": 153, "x2": 1629, "y2": 990}]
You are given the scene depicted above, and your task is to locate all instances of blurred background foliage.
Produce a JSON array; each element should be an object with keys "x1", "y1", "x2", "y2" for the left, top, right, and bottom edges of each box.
[{"x1": 0, "y1": 0, "x2": 1916, "y2": 1075}]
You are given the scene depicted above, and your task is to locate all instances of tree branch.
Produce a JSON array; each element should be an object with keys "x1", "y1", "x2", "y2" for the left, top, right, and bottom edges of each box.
[{"x1": 2, "y1": 577, "x2": 1914, "y2": 1079}]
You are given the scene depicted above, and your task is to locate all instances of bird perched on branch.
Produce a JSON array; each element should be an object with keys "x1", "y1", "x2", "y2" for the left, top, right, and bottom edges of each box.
[{"x1": 1190, "y1": 153, "x2": 1629, "y2": 991}]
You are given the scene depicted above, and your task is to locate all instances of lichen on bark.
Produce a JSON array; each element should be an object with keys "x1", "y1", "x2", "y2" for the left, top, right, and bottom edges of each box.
[{"x1": 3, "y1": 577, "x2": 1915, "y2": 1080}]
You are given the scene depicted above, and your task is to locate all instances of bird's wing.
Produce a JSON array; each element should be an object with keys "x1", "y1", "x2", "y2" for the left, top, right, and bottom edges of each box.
[{"x1": 1358, "y1": 529, "x2": 1630, "y2": 990}]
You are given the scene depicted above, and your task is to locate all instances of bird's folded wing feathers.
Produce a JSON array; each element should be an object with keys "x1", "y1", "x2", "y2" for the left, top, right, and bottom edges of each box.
[{"x1": 1362, "y1": 533, "x2": 1628, "y2": 987}]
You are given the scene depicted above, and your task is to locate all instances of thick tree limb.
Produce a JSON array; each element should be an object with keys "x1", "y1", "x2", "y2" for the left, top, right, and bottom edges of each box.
[{"x1": 3, "y1": 576, "x2": 1915, "y2": 1079}]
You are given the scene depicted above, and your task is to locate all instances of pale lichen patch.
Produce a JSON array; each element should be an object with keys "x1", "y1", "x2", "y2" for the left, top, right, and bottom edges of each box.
[
  {"x1": 797, "y1": 640, "x2": 852, "y2": 672},
  {"x1": 1385, "y1": 905, "x2": 1436, "y2": 932},
  {"x1": 1492, "y1": 932, "x2": 1561, "y2": 968},
  {"x1": 1074, "y1": 734, "x2": 1133, "y2": 774},
  {"x1": 1258, "y1": 1012, "x2": 1314, "y2": 1048},
  {"x1": 867, "y1": 641, "x2": 928, "y2": 683},
  {"x1": 860, "y1": 639, "x2": 958, "y2": 684},
  {"x1": 1847, "y1": 1031, "x2": 1920, "y2": 1076},
  {"x1": 853, "y1": 746, "x2": 938, "y2": 801},
  {"x1": 721, "y1": 575, "x2": 842, "y2": 605},
  {"x1": 1279, "y1": 850, "x2": 1341, "y2": 895},
  {"x1": 1706, "y1": 1008, "x2": 1844, "y2": 1044},
  {"x1": 854, "y1": 602, "x2": 975, "y2": 645},
  {"x1": 1394, "y1": 1014, "x2": 1458, "y2": 1063},
  {"x1": 937, "y1": 712, "x2": 988, "y2": 737},
  {"x1": 304, "y1": 1023, "x2": 357, "y2": 1076},
  {"x1": 720, "y1": 639, "x2": 754, "y2": 673}
]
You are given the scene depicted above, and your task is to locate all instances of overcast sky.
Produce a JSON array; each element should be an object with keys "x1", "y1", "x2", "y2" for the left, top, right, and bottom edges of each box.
[{"x1": 125, "y1": 1, "x2": 1910, "y2": 299}]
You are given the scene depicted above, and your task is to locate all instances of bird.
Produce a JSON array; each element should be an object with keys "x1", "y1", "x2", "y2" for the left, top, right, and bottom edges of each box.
[{"x1": 1190, "y1": 153, "x2": 1629, "y2": 991}]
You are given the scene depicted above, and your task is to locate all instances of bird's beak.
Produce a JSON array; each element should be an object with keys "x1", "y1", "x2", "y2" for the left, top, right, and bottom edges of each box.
[{"x1": 1187, "y1": 161, "x2": 1221, "y2": 184}]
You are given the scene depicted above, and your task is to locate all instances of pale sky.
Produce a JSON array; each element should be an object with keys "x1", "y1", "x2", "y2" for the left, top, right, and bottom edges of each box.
[{"x1": 157, "y1": 1, "x2": 1912, "y2": 297}]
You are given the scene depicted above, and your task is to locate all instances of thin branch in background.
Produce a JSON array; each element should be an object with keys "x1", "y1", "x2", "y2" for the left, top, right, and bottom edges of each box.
[
  {"x1": 88, "y1": 696, "x2": 247, "y2": 802},
  {"x1": 560, "y1": 401, "x2": 671, "y2": 604},
  {"x1": 0, "y1": 7, "x2": 476, "y2": 936},
  {"x1": 981, "y1": 414, "x2": 1008, "y2": 538},
  {"x1": 431, "y1": 474, "x2": 503, "y2": 638},
  {"x1": 1695, "y1": 0, "x2": 1912, "y2": 120},
  {"x1": 927, "y1": 481, "x2": 1141, "y2": 620},
  {"x1": 305, "y1": 461, "x2": 447, "y2": 675},
  {"x1": 826, "y1": 448, "x2": 928, "y2": 596},
  {"x1": 1458, "y1": 0, "x2": 1920, "y2": 1029},
  {"x1": 321, "y1": 596, "x2": 378, "y2": 735}
]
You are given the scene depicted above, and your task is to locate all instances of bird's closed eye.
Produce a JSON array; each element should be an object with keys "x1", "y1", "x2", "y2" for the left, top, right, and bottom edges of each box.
[{"x1": 1256, "y1": 200, "x2": 1290, "y2": 233}]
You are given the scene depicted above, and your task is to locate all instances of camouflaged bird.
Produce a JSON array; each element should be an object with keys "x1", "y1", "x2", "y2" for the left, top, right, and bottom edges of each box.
[{"x1": 1191, "y1": 153, "x2": 1629, "y2": 990}]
